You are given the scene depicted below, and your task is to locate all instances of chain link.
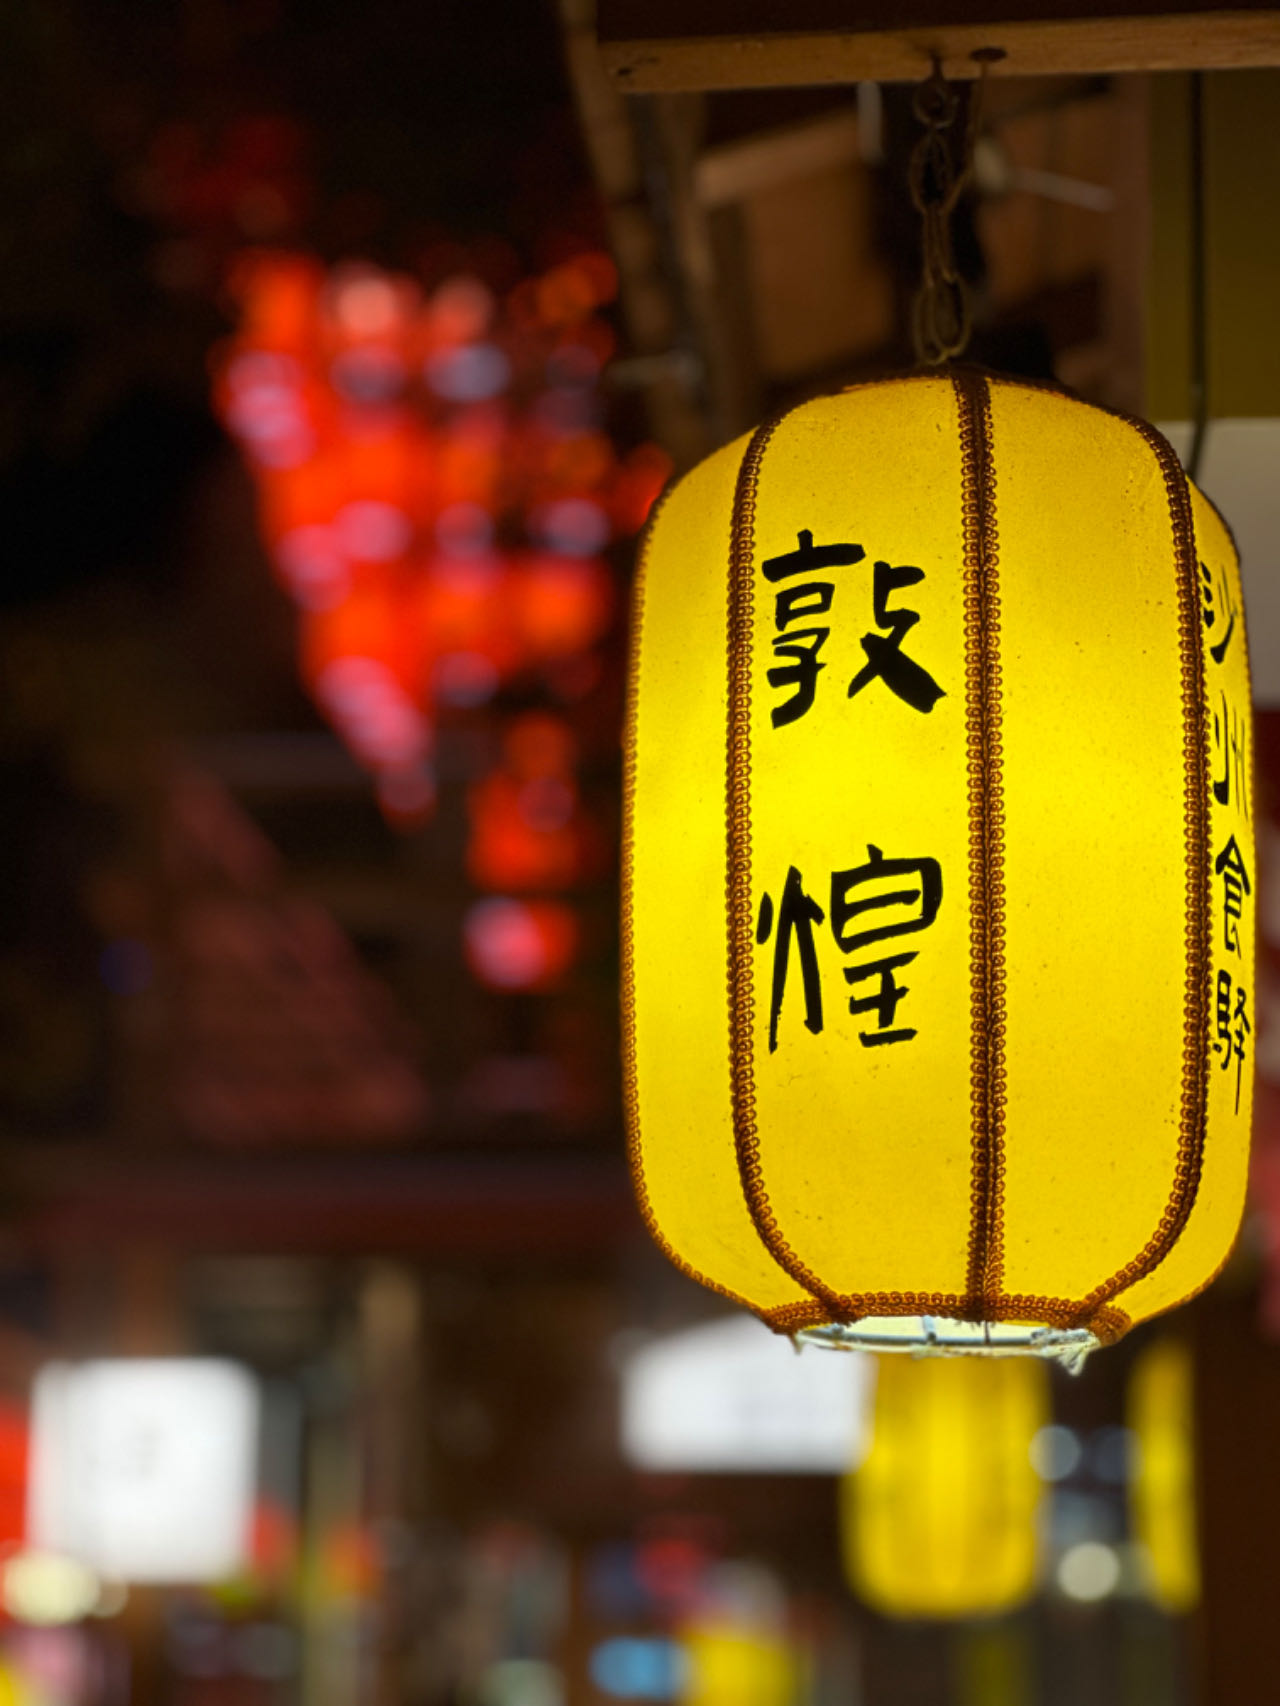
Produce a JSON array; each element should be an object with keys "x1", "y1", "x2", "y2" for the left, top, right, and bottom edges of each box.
[{"x1": 909, "y1": 56, "x2": 991, "y2": 366}]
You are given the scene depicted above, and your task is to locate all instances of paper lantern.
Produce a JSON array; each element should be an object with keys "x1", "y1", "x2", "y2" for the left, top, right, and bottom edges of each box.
[
  {"x1": 623, "y1": 372, "x2": 1254, "y2": 1361},
  {"x1": 679, "y1": 1624, "x2": 796, "y2": 1706},
  {"x1": 1129, "y1": 1336, "x2": 1199, "y2": 1613},
  {"x1": 841, "y1": 1354, "x2": 1047, "y2": 1619}
]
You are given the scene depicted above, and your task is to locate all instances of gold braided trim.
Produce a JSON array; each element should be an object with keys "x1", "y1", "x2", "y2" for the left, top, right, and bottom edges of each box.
[
  {"x1": 620, "y1": 484, "x2": 762, "y2": 1314},
  {"x1": 758, "y1": 1293, "x2": 1131, "y2": 1346},
  {"x1": 726, "y1": 411, "x2": 847, "y2": 1315},
  {"x1": 953, "y1": 368, "x2": 1008, "y2": 1314},
  {"x1": 939, "y1": 369, "x2": 1213, "y2": 1328},
  {"x1": 1074, "y1": 411, "x2": 1211, "y2": 1315}
]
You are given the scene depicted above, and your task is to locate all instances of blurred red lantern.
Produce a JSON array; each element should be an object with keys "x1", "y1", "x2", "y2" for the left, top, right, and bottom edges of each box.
[
  {"x1": 467, "y1": 714, "x2": 587, "y2": 891},
  {"x1": 214, "y1": 241, "x2": 666, "y2": 837},
  {"x1": 513, "y1": 554, "x2": 613, "y2": 661},
  {"x1": 301, "y1": 581, "x2": 424, "y2": 697},
  {"x1": 225, "y1": 250, "x2": 323, "y2": 353}
]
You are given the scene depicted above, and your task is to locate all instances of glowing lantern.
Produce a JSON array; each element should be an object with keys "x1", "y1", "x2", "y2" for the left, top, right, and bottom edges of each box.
[
  {"x1": 623, "y1": 372, "x2": 1254, "y2": 1360},
  {"x1": 679, "y1": 1624, "x2": 795, "y2": 1706},
  {"x1": 1129, "y1": 1336, "x2": 1199, "y2": 1613},
  {"x1": 841, "y1": 1354, "x2": 1047, "y2": 1619}
]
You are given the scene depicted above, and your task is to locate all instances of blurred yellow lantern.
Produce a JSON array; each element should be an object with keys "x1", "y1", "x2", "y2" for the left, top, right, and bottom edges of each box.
[
  {"x1": 622, "y1": 371, "x2": 1254, "y2": 1362},
  {"x1": 841, "y1": 1354, "x2": 1048, "y2": 1619},
  {"x1": 679, "y1": 1623, "x2": 796, "y2": 1706},
  {"x1": 1129, "y1": 1336, "x2": 1200, "y2": 1613}
]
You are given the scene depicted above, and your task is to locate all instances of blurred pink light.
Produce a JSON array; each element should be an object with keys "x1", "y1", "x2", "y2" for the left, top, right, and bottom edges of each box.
[
  {"x1": 546, "y1": 343, "x2": 602, "y2": 386},
  {"x1": 518, "y1": 776, "x2": 574, "y2": 833},
  {"x1": 426, "y1": 275, "x2": 494, "y2": 345},
  {"x1": 334, "y1": 500, "x2": 414, "y2": 561},
  {"x1": 315, "y1": 656, "x2": 430, "y2": 769},
  {"x1": 376, "y1": 766, "x2": 436, "y2": 822},
  {"x1": 434, "y1": 651, "x2": 500, "y2": 708},
  {"x1": 425, "y1": 342, "x2": 510, "y2": 402},
  {"x1": 275, "y1": 525, "x2": 350, "y2": 610},
  {"x1": 225, "y1": 350, "x2": 305, "y2": 392},
  {"x1": 530, "y1": 496, "x2": 610, "y2": 556},
  {"x1": 330, "y1": 345, "x2": 408, "y2": 404},
  {"x1": 463, "y1": 898, "x2": 577, "y2": 991},
  {"x1": 434, "y1": 501, "x2": 496, "y2": 557},
  {"x1": 331, "y1": 270, "x2": 404, "y2": 338}
]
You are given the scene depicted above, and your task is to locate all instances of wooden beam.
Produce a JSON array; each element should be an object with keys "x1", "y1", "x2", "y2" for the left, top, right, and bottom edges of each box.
[
  {"x1": 558, "y1": 0, "x2": 717, "y2": 465},
  {"x1": 598, "y1": 3, "x2": 1280, "y2": 90},
  {"x1": 10, "y1": 1147, "x2": 638, "y2": 1256}
]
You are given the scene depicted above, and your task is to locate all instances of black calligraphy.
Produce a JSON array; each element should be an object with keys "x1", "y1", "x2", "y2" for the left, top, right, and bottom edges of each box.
[
  {"x1": 1215, "y1": 835, "x2": 1252, "y2": 957},
  {"x1": 847, "y1": 560, "x2": 946, "y2": 714},
  {"x1": 1212, "y1": 691, "x2": 1250, "y2": 819},
  {"x1": 1201, "y1": 558, "x2": 1239, "y2": 666},
  {"x1": 1204, "y1": 553, "x2": 1251, "y2": 1116},
  {"x1": 760, "y1": 530, "x2": 943, "y2": 727},
  {"x1": 762, "y1": 530, "x2": 865, "y2": 729},
  {"x1": 758, "y1": 845, "x2": 943, "y2": 1051},
  {"x1": 1213, "y1": 968, "x2": 1251, "y2": 1115},
  {"x1": 757, "y1": 865, "x2": 826, "y2": 1053}
]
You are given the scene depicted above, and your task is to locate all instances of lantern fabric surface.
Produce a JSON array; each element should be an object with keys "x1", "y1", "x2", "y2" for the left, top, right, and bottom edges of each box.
[
  {"x1": 840, "y1": 1354, "x2": 1047, "y2": 1619},
  {"x1": 623, "y1": 371, "x2": 1253, "y2": 1351},
  {"x1": 1129, "y1": 1336, "x2": 1200, "y2": 1613}
]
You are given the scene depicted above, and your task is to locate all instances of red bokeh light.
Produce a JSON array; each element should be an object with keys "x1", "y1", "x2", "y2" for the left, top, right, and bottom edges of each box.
[{"x1": 463, "y1": 898, "x2": 578, "y2": 992}]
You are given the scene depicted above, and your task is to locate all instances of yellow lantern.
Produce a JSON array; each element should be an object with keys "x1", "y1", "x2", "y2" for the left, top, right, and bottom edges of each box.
[
  {"x1": 1128, "y1": 1336, "x2": 1200, "y2": 1613},
  {"x1": 622, "y1": 371, "x2": 1253, "y2": 1361},
  {"x1": 679, "y1": 1623, "x2": 796, "y2": 1706},
  {"x1": 841, "y1": 1354, "x2": 1048, "y2": 1619}
]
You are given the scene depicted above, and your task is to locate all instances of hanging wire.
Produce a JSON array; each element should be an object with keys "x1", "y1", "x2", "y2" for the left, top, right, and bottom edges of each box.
[
  {"x1": 1186, "y1": 71, "x2": 1209, "y2": 482},
  {"x1": 909, "y1": 53, "x2": 998, "y2": 366}
]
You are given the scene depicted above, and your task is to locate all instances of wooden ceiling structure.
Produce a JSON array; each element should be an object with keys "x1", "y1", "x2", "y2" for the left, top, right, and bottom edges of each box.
[
  {"x1": 596, "y1": 1, "x2": 1280, "y2": 87},
  {"x1": 561, "y1": 2, "x2": 1224, "y2": 458}
]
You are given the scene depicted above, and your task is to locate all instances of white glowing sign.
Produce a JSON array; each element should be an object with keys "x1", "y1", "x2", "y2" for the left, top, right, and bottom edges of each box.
[
  {"x1": 28, "y1": 1359, "x2": 259, "y2": 1583},
  {"x1": 619, "y1": 1315, "x2": 873, "y2": 1474}
]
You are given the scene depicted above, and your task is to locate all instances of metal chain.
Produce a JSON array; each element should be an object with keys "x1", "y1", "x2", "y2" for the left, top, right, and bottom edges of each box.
[{"x1": 909, "y1": 55, "x2": 992, "y2": 366}]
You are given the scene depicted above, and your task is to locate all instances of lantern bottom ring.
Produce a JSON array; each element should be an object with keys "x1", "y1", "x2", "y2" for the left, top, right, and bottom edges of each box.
[{"x1": 795, "y1": 1316, "x2": 1098, "y2": 1374}]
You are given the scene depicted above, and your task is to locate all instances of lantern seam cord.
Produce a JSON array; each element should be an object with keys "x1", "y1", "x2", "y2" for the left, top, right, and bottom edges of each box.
[
  {"x1": 620, "y1": 480, "x2": 766, "y2": 1317},
  {"x1": 725, "y1": 409, "x2": 850, "y2": 1318},
  {"x1": 931, "y1": 369, "x2": 1224, "y2": 1333},
  {"x1": 1072, "y1": 413, "x2": 1211, "y2": 1318},
  {"x1": 955, "y1": 369, "x2": 1008, "y2": 1315},
  {"x1": 942, "y1": 374, "x2": 1215, "y2": 1326}
]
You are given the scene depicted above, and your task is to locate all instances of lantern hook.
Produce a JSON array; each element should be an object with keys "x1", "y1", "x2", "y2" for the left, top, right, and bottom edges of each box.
[{"x1": 908, "y1": 51, "x2": 997, "y2": 366}]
